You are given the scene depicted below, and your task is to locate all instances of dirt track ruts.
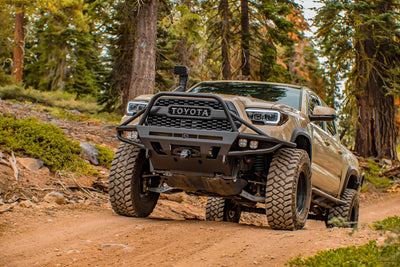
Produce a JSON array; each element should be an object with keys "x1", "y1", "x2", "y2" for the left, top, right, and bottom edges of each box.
[{"x1": 1, "y1": 193, "x2": 399, "y2": 267}]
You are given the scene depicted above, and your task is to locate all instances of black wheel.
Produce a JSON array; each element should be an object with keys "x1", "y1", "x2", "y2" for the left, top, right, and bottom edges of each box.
[
  {"x1": 223, "y1": 199, "x2": 242, "y2": 222},
  {"x1": 325, "y1": 188, "x2": 359, "y2": 228},
  {"x1": 265, "y1": 148, "x2": 312, "y2": 230},
  {"x1": 205, "y1": 197, "x2": 241, "y2": 223},
  {"x1": 109, "y1": 143, "x2": 159, "y2": 217}
]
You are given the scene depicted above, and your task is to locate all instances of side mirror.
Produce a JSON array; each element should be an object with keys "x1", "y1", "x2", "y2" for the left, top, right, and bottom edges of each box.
[
  {"x1": 173, "y1": 66, "x2": 190, "y2": 92},
  {"x1": 309, "y1": 106, "x2": 336, "y2": 121}
]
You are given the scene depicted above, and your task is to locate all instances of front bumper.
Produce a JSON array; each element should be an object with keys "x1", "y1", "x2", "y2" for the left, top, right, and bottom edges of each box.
[{"x1": 116, "y1": 92, "x2": 296, "y2": 176}]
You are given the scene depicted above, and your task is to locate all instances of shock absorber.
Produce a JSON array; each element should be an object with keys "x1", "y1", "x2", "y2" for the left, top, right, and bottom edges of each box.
[{"x1": 253, "y1": 154, "x2": 265, "y2": 172}]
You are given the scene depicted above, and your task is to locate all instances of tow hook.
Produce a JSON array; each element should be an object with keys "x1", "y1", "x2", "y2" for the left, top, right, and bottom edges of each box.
[{"x1": 180, "y1": 148, "x2": 192, "y2": 159}]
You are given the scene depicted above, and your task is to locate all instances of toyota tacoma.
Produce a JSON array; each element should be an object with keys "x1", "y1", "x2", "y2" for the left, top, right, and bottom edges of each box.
[{"x1": 109, "y1": 66, "x2": 363, "y2": 230}]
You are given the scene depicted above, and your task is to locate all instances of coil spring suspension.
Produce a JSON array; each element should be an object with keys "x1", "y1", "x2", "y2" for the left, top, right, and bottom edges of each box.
[{"x1": 254, "y1": 155, "x2": 265, "y2": 172}]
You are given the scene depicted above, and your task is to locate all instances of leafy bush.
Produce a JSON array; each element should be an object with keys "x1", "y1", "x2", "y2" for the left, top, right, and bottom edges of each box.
[
  {"x1": 96, "y1": 144, "x2": 114, "y2": 169},
  {"x1": 0, "y1": 72, "x2": 14, "y2": 86},
  {"x1": 0, "y1": 115, "x2": 93, "y2": 174},
  {"x1": 364, "y1": 159, "x2": 394, "y2": 189},
  {"x1": 372, "y1": 216, "x2": 400, "y2": 234},
  {"x1": 0, "y1": 85, "x2": 101, "y2": 113},
  {"x1": 287, "y1": 241, "x2": 400, "y2": 267},
  {"x1": 288, "y1": 216, "x2": 400, "y2": 266}
]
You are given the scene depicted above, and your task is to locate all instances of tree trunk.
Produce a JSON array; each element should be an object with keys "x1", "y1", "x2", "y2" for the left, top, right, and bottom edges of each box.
[
  {"x1": 12, "y1": 4, "x2": 24, "y2": 83},
  {"x1": 355, "y1": 38, "x2": 397, "y2": 160},
  {"x1": 115, "y1": 2, "x2": 137, "y2": 114},
  {"x1": 219, "y1": 0, "x2": 231, "y2": 80},
  {"x1": 127, "y1": 0, "x2": 159, "y2": 107},
  {"x1": 240, "y1": 0, "x2": 250, "y2": 77}
]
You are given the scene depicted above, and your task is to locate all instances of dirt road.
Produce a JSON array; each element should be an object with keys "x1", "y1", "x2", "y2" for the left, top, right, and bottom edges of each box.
[{"x1": 1, "y1": 193, "x2": 399, "y2": 267}]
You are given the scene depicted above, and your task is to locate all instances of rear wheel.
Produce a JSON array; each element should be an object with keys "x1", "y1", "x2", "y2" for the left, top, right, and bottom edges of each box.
[
  {"x1": 109, "y1": 143, "x2": 159, "y2": 217},
  {"x1": 205, "y1": 197, "x2": 241, "y2": 223},
  {"x1": 265, "y1": 148, "x2": 312, "y2": 230},
  {"x1": 325, "y1": 188, "x2": 359, "y2": 228}
]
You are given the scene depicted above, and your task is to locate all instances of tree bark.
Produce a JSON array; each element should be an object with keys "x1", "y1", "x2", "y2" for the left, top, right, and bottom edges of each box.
[
  {"x1": 12, "y1": 4, "x2": 24, "y2": 83},
  {"x1": 219, "y1": 0, "x2": 231, "y2": 80},
  {"x1": 127, "y1": 0, "x2": 159, "y2": 107},
  {"x1": 240, "y1": 0, "x2": 250, "y2": 77},
  {"x1": 355, "y1": 37, "x2": 397, "y2": 160},
  {"x1": 114, "y1": 2, "x2": 137, "y2": 114}
]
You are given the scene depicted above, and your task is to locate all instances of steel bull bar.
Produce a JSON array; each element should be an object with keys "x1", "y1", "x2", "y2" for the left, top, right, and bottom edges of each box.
[{"x1": 116, "y1": 92, "x2": 296, "y2": 156}]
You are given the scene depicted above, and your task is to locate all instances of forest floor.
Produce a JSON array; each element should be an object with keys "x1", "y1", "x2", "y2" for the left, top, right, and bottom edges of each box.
[{"x1": 1, "y1": 99, "x2": 400, "y2": 266}]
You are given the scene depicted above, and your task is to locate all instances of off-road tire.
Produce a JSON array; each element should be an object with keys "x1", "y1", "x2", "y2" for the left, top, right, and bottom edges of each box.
[
  {"x1": 109, "y1": 143, "x2": 159, "y2": 217},
  {"x1": 265, "y1": 148, "x2": 311, "y2": 230},
  {"x1": 206, "y1": 197, "x2": 224, "y2": 221},
  {"x1": 325, "y1": 188, "x2": 359, "y2": 228},
  {"x1": 205, "y1": 197, "x2": 241, "y2": 222}
]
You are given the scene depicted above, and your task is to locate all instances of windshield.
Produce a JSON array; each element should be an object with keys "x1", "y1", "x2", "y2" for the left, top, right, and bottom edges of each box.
[{"x1": 189, "y1": 82, "x2": 301, "y2": 110}]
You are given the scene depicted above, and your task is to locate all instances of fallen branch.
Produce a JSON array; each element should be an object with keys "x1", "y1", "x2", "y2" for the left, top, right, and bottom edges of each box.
[
  {"x1": 72, "y1": 176, "x2": 94, "y2": 198},
  {"x1": 0, "y1": 158, "x2": 10, "y2": 167},
  {"x1": 9, "y1": 152, "x2": 18, "y2": 181},
  {"x1": 56, "y1": 179, "x2": 71, "y2": 193},
  {"x1": 380, "y1": 165, "x2": 400, "y2": 178},
  {"x1": 0, "y1": 202, "x2": 18, "y2": 214},
  {"x1": 67, "y1": 185, "x2": 103, "y2": 194}
]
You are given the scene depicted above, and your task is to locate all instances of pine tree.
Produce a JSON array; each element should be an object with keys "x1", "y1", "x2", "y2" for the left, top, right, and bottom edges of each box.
[
  {"x1": 315, "y1": 0, "x2": 400, "y2": 160},
  {"x1": 127, "y1": 0, "x2": 159, "y2": 107},
  {"x1": 0, "y1": 6, "x2": 14, "y2": 85}
]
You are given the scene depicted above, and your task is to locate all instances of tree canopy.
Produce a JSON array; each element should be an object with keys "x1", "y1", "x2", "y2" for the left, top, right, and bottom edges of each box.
[{"x1": 2, "y1": 0, "x2": 400, "y2": 159}]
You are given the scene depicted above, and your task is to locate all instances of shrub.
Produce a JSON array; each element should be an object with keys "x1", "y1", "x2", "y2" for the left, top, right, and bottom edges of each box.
[
  {"x1": 372, "y1": 216, "x2": 400, "y2": 234},
  {"x1": 0, "y1": 85, "x2": 101, "y2": 113},
  {"x1": 287, "y1": 241, "x2": 400, "y2": 267},
  {"x1": 364, "y1": 159, "x2": 394, "y2": 189},
  {"x1": 288, "y1": 216, "x2": 400, "y2": 266},
  {"x1": 0, "y1": 115, "x2": 93, "y2": 173},
  {"x1": 96, "y1": 144, "x2": 114, "y2": 169}
]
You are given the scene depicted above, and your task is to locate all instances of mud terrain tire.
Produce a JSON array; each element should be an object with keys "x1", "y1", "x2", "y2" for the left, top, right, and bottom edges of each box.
[
  {"x1": 326, "y1": 188, "x2": 359, "y2": 228},
  {"x1": 109, "y1": 143, "x2": 159, "y2": 217},
  {"x1": 265, "y1": 148, "x2": 311, "y2": 230},
  {"x1": 206, "y1": 197, "x2": 241, "y2": 222}
]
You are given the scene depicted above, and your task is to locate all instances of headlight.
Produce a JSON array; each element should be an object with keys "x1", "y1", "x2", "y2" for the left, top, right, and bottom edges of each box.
[
  {"x1": 127, "y1": 101, "x2": 148, "y2": 115},
  {"x1": 245, "y1": 108, "x2": 289, "y2": 125}
]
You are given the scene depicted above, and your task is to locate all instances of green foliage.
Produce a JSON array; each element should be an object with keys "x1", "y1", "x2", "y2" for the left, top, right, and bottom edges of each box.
[
  {"x1": 0, "y1": 115, "x2": 93, "y2": 174},
  {"x1": 23, "y1": 0, "x2": 106, "y2": 98},
  {"x1": 0, "y1": 6, "x2": 13, "y2": 80},
  {"x1": 0, "y1": 85, "x2": 101, "y2": 114},
  {"x1": 326, "y1": 216, "x2": 353, "y2": 228},
  {"x1": 364, "y1": 159, "x2": 394, "y2": 189},
  {"x1": 372, "y1": 216, "x2": 400, "y2": 234},
  {"x1": 289, "y1": 216, "x2": 400, "y2": 266},
  {"x1": 95, "y1": 145, "x2": 114, "y2": 169},
  {"x1": 287, "y1": 240, "x2": 400, "y2": 267}
]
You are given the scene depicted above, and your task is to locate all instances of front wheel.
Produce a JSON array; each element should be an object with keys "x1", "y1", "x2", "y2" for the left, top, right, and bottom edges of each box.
[
  {"x1": 265, "y1": 148, "x2": 312, "y2": 230},
  {"x1": 109, "y1": 143, "x2": 159, "y2": 217}
]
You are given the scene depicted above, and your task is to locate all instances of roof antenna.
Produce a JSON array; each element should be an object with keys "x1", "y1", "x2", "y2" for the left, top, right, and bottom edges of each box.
[{"x1": 173, "y1": 66, "x2": 190, "y2": 92}]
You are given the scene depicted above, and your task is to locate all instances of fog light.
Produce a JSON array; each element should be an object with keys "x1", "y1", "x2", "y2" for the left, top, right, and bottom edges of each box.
[
  {"x1": 127, "y1": 131, "x2": 138, "y2": 140},
  {"x1": 238, "y1": 138, "x2": 248, "y2": 148},
  {"x1": 249, "y1": 140, "x2": 259, "y2": 149}
]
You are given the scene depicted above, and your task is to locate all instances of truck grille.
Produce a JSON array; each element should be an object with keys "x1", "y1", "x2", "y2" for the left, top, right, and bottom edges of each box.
[
  {"x1": 146, "y1": 115, "x2": 232, "y2": 131},
  {"x1": 145, "y1": 98, "x2": 234, "y2": 131},
  {"x1": 154, "y1": 98, "x2": 224, "y2": 110}
]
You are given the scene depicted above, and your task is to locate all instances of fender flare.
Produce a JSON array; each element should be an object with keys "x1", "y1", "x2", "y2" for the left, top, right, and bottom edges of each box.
[
  {"x1": 290, "y1": 127, "x2": 312, "y2": 160},
  {"x1": 340, "y1": 167, "x2": 360, "y2": 196}
]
